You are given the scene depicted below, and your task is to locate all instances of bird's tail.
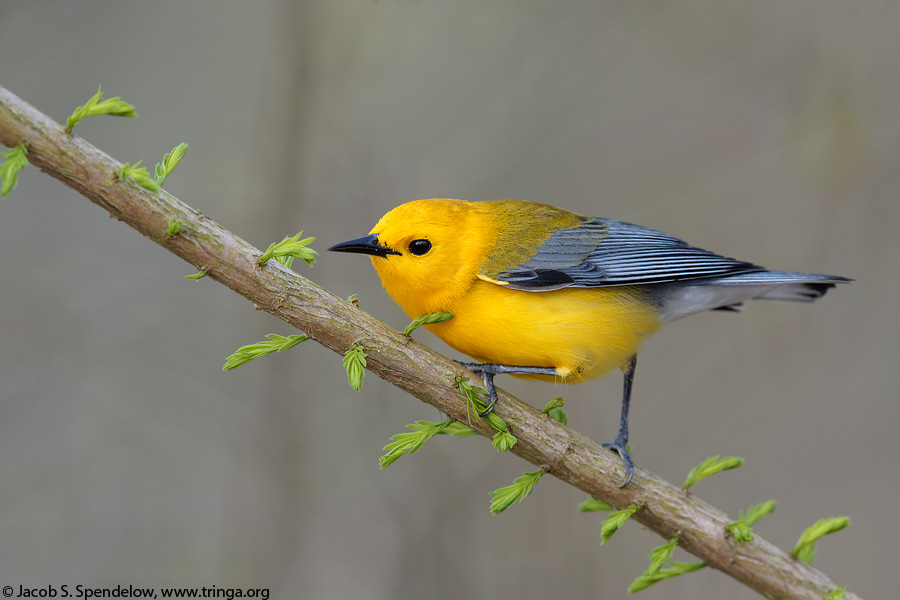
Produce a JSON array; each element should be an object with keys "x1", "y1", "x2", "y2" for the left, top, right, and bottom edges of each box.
[
  {"x1": 657, "y1": 271, "x2": 852, "y2": 321},
  {"x1": 703, "y1": 271, "x2": 852, "y2": 302}
]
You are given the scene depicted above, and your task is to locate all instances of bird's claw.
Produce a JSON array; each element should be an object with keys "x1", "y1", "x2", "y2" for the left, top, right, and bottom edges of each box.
[
  {"x1": 477, "y1": 396, "x2": 498, "y2": 417},
  {"x1": 455, "y1": 361, "x2": 500, "y2": 416},
  {"x1": 602, "y1": 438, "x2": 635, "y2": 488},
  {"x1": 454, "y1": 361, "x2": 482, "y2": 371}
]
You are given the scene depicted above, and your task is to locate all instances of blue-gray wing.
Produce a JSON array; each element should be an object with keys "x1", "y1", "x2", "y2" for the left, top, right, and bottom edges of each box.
[{"x1": 495, "y1": 219, "x2": 764, "y2": 290}]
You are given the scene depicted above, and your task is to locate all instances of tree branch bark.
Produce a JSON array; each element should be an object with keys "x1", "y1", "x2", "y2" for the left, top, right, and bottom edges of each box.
[{"x1": 0, "y1": 85, "x2": 857, "y2": 600}]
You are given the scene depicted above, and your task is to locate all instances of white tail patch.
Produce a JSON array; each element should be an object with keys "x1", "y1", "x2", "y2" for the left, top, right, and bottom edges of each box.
[{"x1": 658, "y1": 282, "x2": 830, "y2": 322}]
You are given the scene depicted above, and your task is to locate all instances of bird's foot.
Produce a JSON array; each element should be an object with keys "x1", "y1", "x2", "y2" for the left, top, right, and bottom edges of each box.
[
  {"x1": 455, "y1": 362, "x2": 500, "y2": 416},
  {"x1": 454, "y1": 361, "x2": 482, "y2": 371},
  {"x1": 602, "y1": 437, "x2": 635, "y2": 488},
  {"x1": 455, "y1": 362, "x2": 561, "y2": 417}
]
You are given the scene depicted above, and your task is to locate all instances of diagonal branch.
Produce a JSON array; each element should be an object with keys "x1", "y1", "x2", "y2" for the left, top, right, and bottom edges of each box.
[{"x1": 0, "y1": 85, "x2": 857, "y2": 600}]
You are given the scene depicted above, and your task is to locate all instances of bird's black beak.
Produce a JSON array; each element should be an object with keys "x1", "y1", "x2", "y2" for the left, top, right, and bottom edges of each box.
[{"x1": 327, "y1": 234, "x2": 401, "y2": 257}]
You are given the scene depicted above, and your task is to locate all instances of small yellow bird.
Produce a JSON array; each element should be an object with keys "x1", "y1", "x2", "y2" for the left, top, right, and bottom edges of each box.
[{"x1": 329, "y1": 199, "x2": 850, "y2": 486}]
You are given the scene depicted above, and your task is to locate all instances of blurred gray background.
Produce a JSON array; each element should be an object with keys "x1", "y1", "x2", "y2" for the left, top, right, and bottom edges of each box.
[{"x1": 1, "y1": 1, "x2": 897, "y2": 598}]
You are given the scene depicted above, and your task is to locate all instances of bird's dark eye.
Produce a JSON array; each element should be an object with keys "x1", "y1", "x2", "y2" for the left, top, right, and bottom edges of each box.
[{"x1": 408, "y1": 239, "x2": 432, "y2": 256}]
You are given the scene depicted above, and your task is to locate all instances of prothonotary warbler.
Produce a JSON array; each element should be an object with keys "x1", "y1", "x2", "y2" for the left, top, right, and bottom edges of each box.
[{"x1": 328, "y1": 198, "x2": 851, "y2": 486}]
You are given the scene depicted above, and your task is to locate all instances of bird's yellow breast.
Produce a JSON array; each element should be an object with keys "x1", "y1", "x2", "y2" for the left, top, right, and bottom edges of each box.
[{"x1": 418, "y1": 281, "x2": 664, "y2": 381}]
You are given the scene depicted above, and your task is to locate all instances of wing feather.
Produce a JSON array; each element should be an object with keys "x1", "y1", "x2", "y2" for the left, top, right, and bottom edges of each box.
[{"x1": 494, "y1": 218, "x2": 764, "y2": 290}]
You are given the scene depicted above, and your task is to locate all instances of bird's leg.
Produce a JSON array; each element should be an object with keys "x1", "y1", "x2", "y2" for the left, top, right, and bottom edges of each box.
[
  {"x1": 456, "y1": 362, "x2": 559, "y2": 416},
  {"x1": 602, "y1": 355, "x2": 637, "y2": 488}
]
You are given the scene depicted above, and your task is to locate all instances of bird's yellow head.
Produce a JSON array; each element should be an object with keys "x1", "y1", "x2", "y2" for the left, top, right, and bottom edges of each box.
[{"x1": 328, "y1": 199, "x2": 495, "y2": 316}]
